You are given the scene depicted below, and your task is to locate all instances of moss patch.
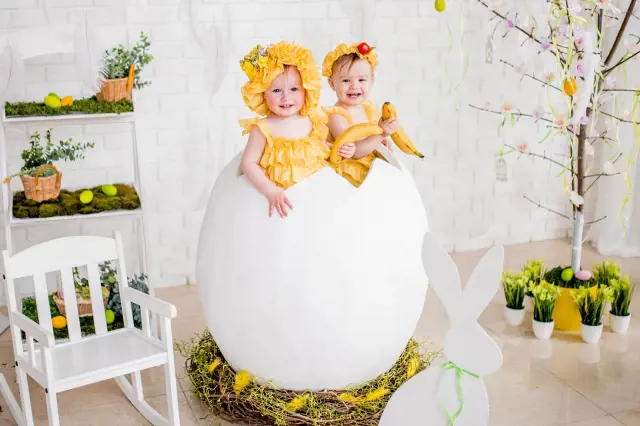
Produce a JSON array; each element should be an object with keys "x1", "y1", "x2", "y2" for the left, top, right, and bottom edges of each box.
[
  {"x1": 177, "y1": 331, "x2": 441, "y2": 426},
  {"x1": 13, "y1": 183, "x2": 140, "y2": 219},
  {"x1": 5, "y1": 96, "x2": 134, "y2": 118},
  {"x1": 545, "y1": 265, "x2": 594, "y2": 289}
]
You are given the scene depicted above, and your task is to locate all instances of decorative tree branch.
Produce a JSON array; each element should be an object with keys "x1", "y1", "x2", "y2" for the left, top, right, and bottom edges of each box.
[
  {"x1": 586, "y1": 216, "x2": 608, "y2": 226},
  {"x1": 604, "y1": 0, "x2": 638, "y2": 66},
  {"x1": 500, "y1": 60, "x2": 562, "y2": 92},
  {"x1": 469, "y1": 104, "x2": 555, "y2": 124},
  {"x1": 476, "y1": 0, "x2": 567, "y2": 66},
  {"x1": 584, "y1": 153, "x2": 624, "y2": 194},
  {"x1": 602, "y1": 88, "x2": 640, "y2": 93},
  {"x1": 599, "y1": 109, "x2": 640, "y2": 124},
  {"x1": 503, "y1": 143, "x2": 575, "y2": 174},
  {"x1": 523, "y1": 195, "x2": 571, "y2": 219},
  {"x1": 603, "y1": 48, "x2": 640, "y2": 74}
]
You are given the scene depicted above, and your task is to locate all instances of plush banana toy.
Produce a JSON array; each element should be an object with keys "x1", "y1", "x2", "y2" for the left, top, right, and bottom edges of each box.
[
  {"x1": 381, "y1": 102, "x2": 425, "y2": 159},
  {"x1": 329, "y1": 123, "x2": 383, "y2": 164}
]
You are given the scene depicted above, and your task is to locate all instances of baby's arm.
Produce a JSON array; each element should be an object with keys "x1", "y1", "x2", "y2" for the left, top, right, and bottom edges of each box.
[
  {"x1": 327, "y1": 114, "x2": 382, "y2": 160},
  {"x1": 241, "y1": 126, "x2": 292, "y2": 218}
]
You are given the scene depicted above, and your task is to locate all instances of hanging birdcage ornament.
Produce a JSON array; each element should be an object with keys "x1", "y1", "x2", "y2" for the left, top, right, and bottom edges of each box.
[
  {"x1": 496, "y1": 155, "x2": 507, "y2": 182},
  {"x1": 485, "y1": 35, "x2": 495, "y2": 64}
]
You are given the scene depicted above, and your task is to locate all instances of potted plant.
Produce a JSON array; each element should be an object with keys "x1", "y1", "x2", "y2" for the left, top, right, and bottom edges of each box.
[
  {"x1": 544, "y1": 265, "x2": 595, "y2": 332},
  {"x1": 530, "y1": 280, "x2": 561, "y2": 340},
  {"x1": 501, "y1": 271, "x2": 527, "y2": 326},
  {"x1": 97, "y1": 32, "x2": 153, "y2": 103},
  {"x1": 592, "y1": 260, "x2": 621, "y2": 287},
  {"x1": 572, "y1": 285, "x2": 614, "y2": 344},
  {"x1": 609, "y1": 276, "x2": 635, "y2": 334},
  {"x1": 522, "y1": 259, "x2": 545, "y2": 312},
  {"x1": 3, "y1": 129, "x2": 94, "y2": 202}
]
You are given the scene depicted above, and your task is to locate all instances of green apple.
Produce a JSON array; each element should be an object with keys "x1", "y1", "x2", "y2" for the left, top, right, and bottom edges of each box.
[
  {"x1": 105, "y1": 309, "x2": 115, "y2": 325},
  {"x1": 102, "y1": 184, "x2": 117, "y2": 197},
  {"x1": 44, "y1": 95, "x2": 61, "y2": 108},
  {"x1": 79, "y1": 190, "x2": 93, "y2": 204},
  {"x1": 561, "y1": 267, "x2": 574, "y2": 282}
]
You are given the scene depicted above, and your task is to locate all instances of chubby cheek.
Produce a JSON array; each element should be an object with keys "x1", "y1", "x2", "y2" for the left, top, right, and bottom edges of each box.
[{"x1": 292, "y1": 89, "x2": 306, "y2": 107}]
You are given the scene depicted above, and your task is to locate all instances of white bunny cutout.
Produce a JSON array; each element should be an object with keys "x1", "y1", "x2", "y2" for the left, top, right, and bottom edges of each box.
[{"x1": 380, "y1": 233, "x2": 504, "y2": 426}]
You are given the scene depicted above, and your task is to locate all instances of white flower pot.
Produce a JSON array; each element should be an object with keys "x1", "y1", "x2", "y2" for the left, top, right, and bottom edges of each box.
[
  {"x1": 532, "y1": 319, "x2": 554, "y2": 340},
  {"x1": 524, "y1": 296, "x2": 534, "y2": 313},
  {"x1": 609, "y1": 313, "x2": 631, "y2": 334},
  {"x1": 580, "y1": 323, "x2": 603, "y2": 344},
  {"x1": 504, "y1": 306, "x2": 525, "y2": 326}
]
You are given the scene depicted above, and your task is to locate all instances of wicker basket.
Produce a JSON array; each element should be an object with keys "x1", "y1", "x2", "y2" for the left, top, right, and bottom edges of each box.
[
  {"x1": 96, "y1": 64, "x2": 135, "y2": 102},
  {"x1": 53, "y1": 289, "x2": 110, "y2": 318},
  {"x1": 20, "y1": 164, "x2": 61, "y2": 202}
]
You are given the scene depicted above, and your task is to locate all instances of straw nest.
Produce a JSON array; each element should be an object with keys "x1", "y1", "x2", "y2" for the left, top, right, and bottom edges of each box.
[{"x1": 177, "y1": 331, "x2": 441, "y2": 425}]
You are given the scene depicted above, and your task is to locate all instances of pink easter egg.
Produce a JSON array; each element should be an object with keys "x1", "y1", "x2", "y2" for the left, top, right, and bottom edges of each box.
[{"x1": 576, "y1": 270, "x2": 592, "y2": 281}]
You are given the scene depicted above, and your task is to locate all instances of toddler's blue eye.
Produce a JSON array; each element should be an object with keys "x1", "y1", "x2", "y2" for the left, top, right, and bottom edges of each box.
[{"x1": 291, "y1": 87, "x2": 299, "y2": 92}]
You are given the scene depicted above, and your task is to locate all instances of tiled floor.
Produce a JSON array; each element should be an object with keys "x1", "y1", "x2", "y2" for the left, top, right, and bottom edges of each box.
[{"x1": 0, "y1": 238, "x2": 638, "y2": 425}]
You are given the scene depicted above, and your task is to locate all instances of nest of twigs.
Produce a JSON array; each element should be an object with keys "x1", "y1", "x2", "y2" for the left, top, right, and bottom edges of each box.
[{"x1": 177, "y1": 330, "x2": 441, "y2": 426}]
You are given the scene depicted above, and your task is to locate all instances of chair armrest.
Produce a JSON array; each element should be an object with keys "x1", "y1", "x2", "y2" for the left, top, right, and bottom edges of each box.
[
  {"x1": 121, "y1": 287, "x2": 177, "y2": 319},
  {"x1": 10, "y1": 312, "x2": 55, "y2": 348}
]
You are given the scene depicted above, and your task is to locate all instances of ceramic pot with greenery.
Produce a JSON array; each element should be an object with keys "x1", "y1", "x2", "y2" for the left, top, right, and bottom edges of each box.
[
  {"x1": 609, "y1": 276, "x2": 635, "y2": 333},
  {"x1": 97, "y1": 32, "x2": 153, "y2": 103},
  {"x1": 530, "y1": 280, "x2": 561, "y2": 340},
  {"x1": 572, "y1": 285, "x2": 614, "y2": 344},
  {"x1": 543, "y1": 265, "x2": 595, "y2": 332},
  {"x1": 3, "y1": 129, "x2": 94, "y2": 202},
  {"x1": 502, "y1": 271, "x2": 527, "y2": 326}
]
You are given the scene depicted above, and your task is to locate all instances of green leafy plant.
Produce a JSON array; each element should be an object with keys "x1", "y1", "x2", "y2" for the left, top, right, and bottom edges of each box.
[
  {"x1": 572, "y1": 285, "x2": 614, "y2": 326},
  {"x1": 530, "y1": 280, "x2": 562, "y2": 323},
  {"x1": 522, "y1": 259, "x2": 545, "y2": 296},
  {"x1": 4, "y1": 129, "x2": 94, "y2": 180},
  {"x1": 108, "y1": 273, "x2": 149, "y2": 325},
  {"x1": 592, "y1": 260, "x2": 621, "y2": 287},
  {"x1": 5, "y1": 96, "x2": 134, "y2": 117},
  {"x1": 610, "y1": 276, "x2": 635, "y2": 317},
  {"x1": 99, "y1": 32, "x2": 153, "y2": 89},
  {"x1": 502, "y1": 271, "x2": 527, "y2": 310}
]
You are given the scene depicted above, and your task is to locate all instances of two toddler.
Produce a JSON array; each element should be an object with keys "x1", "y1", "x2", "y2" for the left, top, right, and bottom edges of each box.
[{"x1": 239, "y1": 41, "x2": 399, "y2": 218}]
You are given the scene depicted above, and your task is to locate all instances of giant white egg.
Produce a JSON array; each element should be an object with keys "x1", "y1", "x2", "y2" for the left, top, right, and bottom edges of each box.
[{"x1": 196, "y1": 148, "x2": 429, "y2": 391}]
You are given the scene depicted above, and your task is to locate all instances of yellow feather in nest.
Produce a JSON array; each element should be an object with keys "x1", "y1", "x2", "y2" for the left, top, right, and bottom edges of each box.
[
  {"x1": 285, "y1": 395, "x2": 308, "y2": 412},
  {"x1": 208, "y1": 357, "x2": 222, "y2": 374},
  {"x1": 406, "y1": 356, "x2": 420, "y2": 379},
  {"x1": 365, "y1": 387, "x2": 390, "y2": 402},
  {"x1": 234, "y1": 371, "x2": 253, "y2": 395},
  {"x1": 337, "y1": 393, "x2": 360, "y2": 404}
]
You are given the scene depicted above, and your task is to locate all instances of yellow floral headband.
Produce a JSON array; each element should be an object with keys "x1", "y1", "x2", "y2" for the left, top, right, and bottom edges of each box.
[
  {"x1": 322, "y1": 42, "x2": 378, "y2": 79},
  {"x1": 239, "y1": 41, "x2": 322, "y2": 116}
]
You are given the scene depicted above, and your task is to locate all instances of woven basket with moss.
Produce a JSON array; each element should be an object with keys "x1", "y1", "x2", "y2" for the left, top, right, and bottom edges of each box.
[
  {"x1": 12, "y1": 183, "x2": 141, "y2": 219},
  {"x1": 177, "y1": 331, "x2": 441, "y2": 426}
]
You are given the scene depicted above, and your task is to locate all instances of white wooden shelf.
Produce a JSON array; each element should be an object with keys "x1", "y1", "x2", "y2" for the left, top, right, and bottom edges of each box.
[
  {"x1": 7, "y1": 183, "x2": 143, "y2": 227},
  {"x1": 1, "y1": 110, "x2": 135, "y2": 127}
]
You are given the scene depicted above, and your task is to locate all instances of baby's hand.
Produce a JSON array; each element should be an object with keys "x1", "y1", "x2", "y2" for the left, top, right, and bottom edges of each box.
[
  {"x1": 338, "y1": 142, "x2": 356, "y2": 159},
  {"x1": 265, "y1": 187, "x2": 293, "y2": 218},
  {"x1": 382, "y1": 137, "x2": 394, "y2": 151},
  {"x1": 378, "y1": 117, "x2": 399, "y2": 137}
]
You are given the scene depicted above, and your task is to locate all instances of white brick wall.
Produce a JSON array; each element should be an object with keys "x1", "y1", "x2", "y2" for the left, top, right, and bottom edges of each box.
[{"x1": 0, "y1": 0, "x2": 576, "y2": 292}]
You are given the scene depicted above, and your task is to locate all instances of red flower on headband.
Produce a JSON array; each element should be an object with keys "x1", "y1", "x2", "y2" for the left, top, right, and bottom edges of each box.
[{"x1": 357, "y1": 42, "x2": 371, "y2": 55}]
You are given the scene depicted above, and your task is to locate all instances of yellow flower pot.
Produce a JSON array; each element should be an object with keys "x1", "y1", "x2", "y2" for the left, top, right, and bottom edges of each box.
[{"x1": 552, "y1": 285, "x2": 597, "y2": 331}]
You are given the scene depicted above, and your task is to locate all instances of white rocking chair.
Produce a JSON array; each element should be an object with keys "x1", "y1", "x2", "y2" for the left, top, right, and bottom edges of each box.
[{"x1": 0, "y1": 232, "x2": 180, "y2": 426}]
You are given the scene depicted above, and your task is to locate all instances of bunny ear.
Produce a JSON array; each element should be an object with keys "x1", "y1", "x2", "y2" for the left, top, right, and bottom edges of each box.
[
  {"x1": 461, "y1": 245, "x2": 504, "y2": 321},
  {"x1": 421, "y1": 233, "x2": 461, "y2": 320}
]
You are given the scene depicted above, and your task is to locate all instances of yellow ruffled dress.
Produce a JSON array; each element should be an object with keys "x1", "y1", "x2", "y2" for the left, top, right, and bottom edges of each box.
[
  {"x1": 239, "y1": 111, "x2": 331, "y2": 190},
  {"x1": 325, "y1": 100, "x2": 380, "y2": 188}
]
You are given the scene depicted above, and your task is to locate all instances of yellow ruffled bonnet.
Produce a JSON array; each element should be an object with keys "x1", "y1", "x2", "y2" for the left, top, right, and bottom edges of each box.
[
  {"x1": 322, "y1": 42, "x2": 378, "y2": 79},
  {"x1": 240, "y1": 41, "x2": 322, "y2": 116}
]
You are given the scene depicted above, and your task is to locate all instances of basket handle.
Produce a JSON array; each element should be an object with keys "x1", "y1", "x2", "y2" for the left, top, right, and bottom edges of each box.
[
  {"x1": 126, "y1": 63, "x2": 135, "y2": 93},
  {"x1": 34, "y1": 164, "x2": 61, "y2": 188}
]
